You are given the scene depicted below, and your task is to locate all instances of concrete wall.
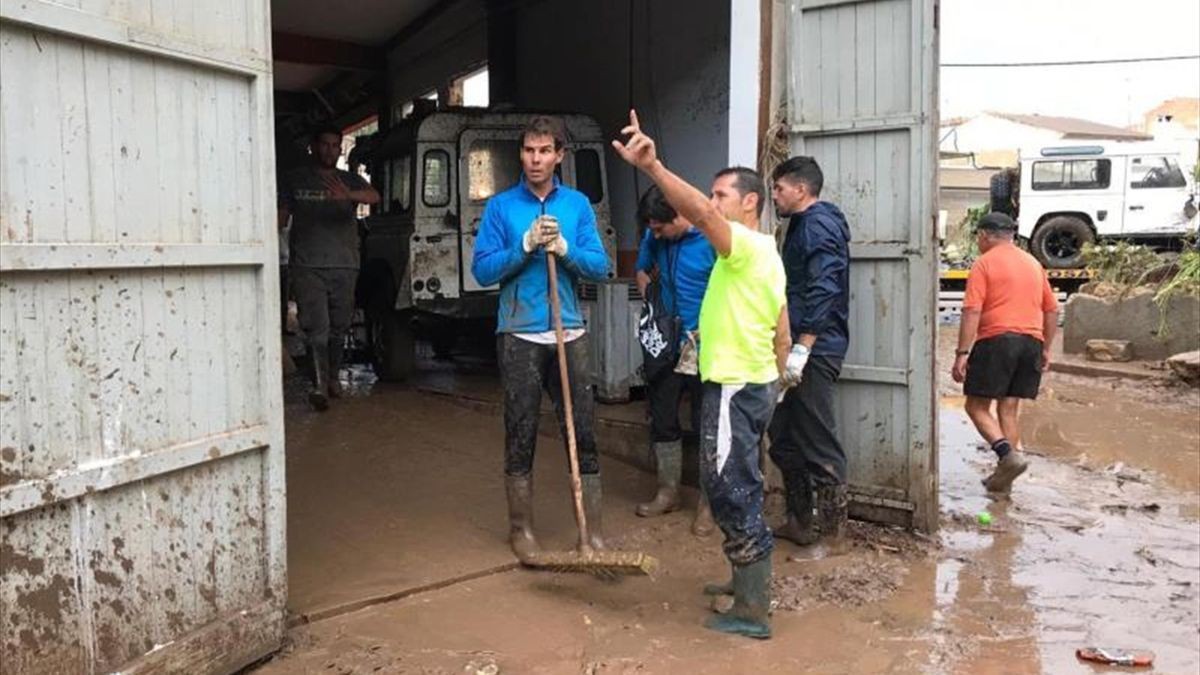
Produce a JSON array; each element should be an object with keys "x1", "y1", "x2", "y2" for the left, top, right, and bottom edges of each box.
[
  {"x1": 1064, "y1": 290, "x2": 1200, "y2": 360},
  {"x1": 512, "y1": 0, "x2": 730, "y2": 260}
]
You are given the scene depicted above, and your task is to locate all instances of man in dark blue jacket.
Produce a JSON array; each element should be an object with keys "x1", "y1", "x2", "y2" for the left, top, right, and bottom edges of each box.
[
  {"x1": 767, "y1": 155, "x2": 852, "y2": 547},
  {"x1": 471, "y1": 116, "x2": 611, "y2": 565}
]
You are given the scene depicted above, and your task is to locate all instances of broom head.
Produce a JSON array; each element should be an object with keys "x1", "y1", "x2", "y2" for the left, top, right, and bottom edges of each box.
[{"x1": 524, "y1": 549, "x2": 659, "y2": 577}]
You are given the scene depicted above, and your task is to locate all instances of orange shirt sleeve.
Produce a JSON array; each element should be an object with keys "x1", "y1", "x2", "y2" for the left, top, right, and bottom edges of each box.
[
  {"x1": 1041, "y1": 274, "x2": 1059, "y2": 312},
  {"x1": 963, "y1": 259, "x2": 988, "y2": 310}
]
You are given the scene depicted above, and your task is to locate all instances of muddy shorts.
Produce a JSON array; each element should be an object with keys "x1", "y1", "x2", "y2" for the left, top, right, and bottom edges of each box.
[
  {"x1": 699, "y1": 381, "x2": 777, "y2": 566},
  {"x1": 964, "y1": 332, "x2": 1044, "y2": 400}
]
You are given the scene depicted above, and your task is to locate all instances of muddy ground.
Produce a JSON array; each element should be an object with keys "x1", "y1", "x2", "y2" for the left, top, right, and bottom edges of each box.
[{"x1": 254, "y1": 338, "x2": 1199, "y2": 674}]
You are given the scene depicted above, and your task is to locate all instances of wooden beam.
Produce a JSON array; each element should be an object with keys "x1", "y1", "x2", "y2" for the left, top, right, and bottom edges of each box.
[
  {"x1": 0, "y1": 243, "x2": 268, "y2": 272},
  {"x1": 383, "y1": 0, "x2": 460, "y2": 51},
  {"x1": 272, "y1": 30, "x2": 383, "y2": 71},
  {"x1": 1, "y1": 0, "x2": 267, "y2": 76},
  {"x1": 1, "y1": 425, "x2": 271, "y2": 518}
]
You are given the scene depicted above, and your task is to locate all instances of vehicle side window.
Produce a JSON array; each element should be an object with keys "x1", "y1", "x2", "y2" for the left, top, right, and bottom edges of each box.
[
  {"x1": 467, "y1": 139, "x2": 522, "y2": 202},
  {"x1": 575, "y1": 148, "x2": 604, "y2": 203},
  {"x1": 1129, "y1": 155, "x2": 1187, "y2": 189},
  {"x1": 423, "y1": 150, "x2": 451, "y2": 207},
  {"x1": 386, "y1": 156, "x2": 412, "y2": 213},
  {"x1": 1031, "y1": 159, "x2": 1110, "y2": 191}
]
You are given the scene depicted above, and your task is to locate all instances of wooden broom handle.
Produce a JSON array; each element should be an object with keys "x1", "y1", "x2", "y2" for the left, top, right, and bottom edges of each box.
[{"x1": 546, "y1": 253, "x2": 591, "y2": 551}]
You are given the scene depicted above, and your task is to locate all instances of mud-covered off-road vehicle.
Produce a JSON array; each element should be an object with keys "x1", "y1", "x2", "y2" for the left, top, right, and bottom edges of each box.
[
  {"x1": 989, "y1": 143, "x2": 1198, "y2": 269},
  {"x1": 350, "y1": 109, "x2": 618, "y2": 379}
]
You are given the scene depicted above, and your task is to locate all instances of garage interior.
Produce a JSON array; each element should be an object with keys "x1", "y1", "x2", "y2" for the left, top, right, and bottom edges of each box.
[{"x1": 270, "y1": 0, "x2": 745, "y2": 620}]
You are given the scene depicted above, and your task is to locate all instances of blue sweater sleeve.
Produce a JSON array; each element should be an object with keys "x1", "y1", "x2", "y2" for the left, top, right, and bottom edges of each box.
[
  {"x1": 635, "y1": 230, "x2": 655, "y2": 272},
  {"x1": 560, "y1": 202, "x2": 611, "y2": 281},
  {"x1": 471, "y1": 198, "x2": 528, "y2": 287},
  {"x1": 795, "y1": 217, "x2": 848, "y2": 337}
]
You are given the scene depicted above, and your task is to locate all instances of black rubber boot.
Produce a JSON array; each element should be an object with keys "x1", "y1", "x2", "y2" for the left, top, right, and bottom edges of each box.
[
  {"x1": 579, "y1": 473, "x2": 605, "y2": 550},
  {"x1": 327, "y1": 338, "x2": 344, "y2": 399},
  {"x1": 637, "y1": 441, "x2": 682, "y2": 517},
  {"x1": 816, "y1": 484, "x2": 849, "y2": 543},
  {"x1": 505, "y1": 475, "x2": 540, "y2": 564},
  {"x1": 774, "y1": 472, "x2": 817, "y2": 545},
  {"x1": 308, "y1": 346, "x2": 330, "y2": 411},
  {"x1": 704, "y1": 557, "x2": 772, "y2": 639}
]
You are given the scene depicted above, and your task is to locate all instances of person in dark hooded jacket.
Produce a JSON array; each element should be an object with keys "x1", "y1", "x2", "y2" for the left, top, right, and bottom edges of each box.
[{"x1": 767, "y1": 155, "x2": 852, "y2": 547}]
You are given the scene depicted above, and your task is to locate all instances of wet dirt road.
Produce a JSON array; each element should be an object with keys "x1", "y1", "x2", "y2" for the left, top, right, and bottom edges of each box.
[
  {"x1": 935, "y1": 324, "x2": 1200, "y2": 495},
  {"x1": 260, "y1": 360, "x2": 1200, "y2": 674}
]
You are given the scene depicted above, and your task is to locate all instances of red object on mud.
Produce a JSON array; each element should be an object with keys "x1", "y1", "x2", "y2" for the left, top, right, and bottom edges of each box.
[{"x1": 1075, "y1": 647, "x2": 1155, "y2": 667}]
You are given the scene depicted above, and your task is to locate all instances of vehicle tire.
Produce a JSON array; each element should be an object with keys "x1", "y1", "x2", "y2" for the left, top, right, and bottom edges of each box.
[
  {"x1": 990, "y1": 171, "x2": 1016, "y2": 216},
  {"x1": 370, "y1": 308, "x2": 416, "y2": 382},
  {"x1": 1030, "y1": 216, "x2": 1093, "y2": 269},
  {"x1": 430, "y1": 328, "x2": 456, "y2": 361}
]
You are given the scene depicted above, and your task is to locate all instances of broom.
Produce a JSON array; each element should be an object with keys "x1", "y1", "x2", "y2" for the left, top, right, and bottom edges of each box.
[{"x1": 522, "y1": 252, "x2": 658, "y2": 577}]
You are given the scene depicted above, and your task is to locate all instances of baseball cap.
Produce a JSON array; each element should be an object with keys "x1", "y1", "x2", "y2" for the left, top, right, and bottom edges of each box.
[{"x1": 976, "y1": 212, "x2": 1018, "y2": 232}]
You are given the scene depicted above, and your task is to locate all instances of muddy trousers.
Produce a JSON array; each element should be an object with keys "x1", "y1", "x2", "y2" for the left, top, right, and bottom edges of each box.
[
  {"x1": 768, "y1": 356, "x2": 847, "y2": 487},
  {"x1": 292, "y1": 266, "x2": 357, "y2": 371},
  {"x1": 700, "y1": 381, "x2": 778, "y2": 566},
  {"x1": 646, "y1": 369, "x2": 703, "y2": 443},
  {"x1": 498, "y1": 333, "x2": 600, "y2": 477}
]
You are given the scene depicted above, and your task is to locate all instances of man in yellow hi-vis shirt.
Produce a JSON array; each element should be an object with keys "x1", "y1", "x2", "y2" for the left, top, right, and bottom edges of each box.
[{"x1": 614, "y1": 111, "x2": 799, "y2": 640}]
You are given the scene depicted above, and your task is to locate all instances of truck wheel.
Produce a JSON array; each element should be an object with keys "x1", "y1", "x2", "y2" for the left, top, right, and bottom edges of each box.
[
  {"x1": 1031, "y1": 216, "x2": 1093, "y2": 269},
  {"x1": 990, "y1": 170, "x2": 1017, "y2": 216},
  {"x1": 370, "y1": 308, "x2": 416, "y2": 382}
]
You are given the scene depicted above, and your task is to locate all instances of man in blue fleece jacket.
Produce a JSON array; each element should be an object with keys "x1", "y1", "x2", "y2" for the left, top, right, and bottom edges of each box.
[
  {"x1": 767, "y1": 155, "x2": 852, "y2": 547},
  {"x1": 471, "y1": 116, "x2": 611, "y2": 564}
]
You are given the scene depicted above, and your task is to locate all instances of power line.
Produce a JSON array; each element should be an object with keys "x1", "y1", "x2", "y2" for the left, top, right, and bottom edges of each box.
[{"x1": 943, "y1": 54, "x2": 1200, "y2": 68}]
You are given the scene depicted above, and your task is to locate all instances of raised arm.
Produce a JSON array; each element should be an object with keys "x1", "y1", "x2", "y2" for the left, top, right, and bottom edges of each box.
[{"x1": 612, "y1": 110, "x2": 732, "y2": 256}]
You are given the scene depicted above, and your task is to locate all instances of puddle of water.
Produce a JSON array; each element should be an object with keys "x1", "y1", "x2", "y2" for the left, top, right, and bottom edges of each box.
[
  {"x1": 933, "y1": 408, "x2": 1200, "y2": 674},
  {"x1": 338, "y1": 364, "x2": 379, "y2": 397}
]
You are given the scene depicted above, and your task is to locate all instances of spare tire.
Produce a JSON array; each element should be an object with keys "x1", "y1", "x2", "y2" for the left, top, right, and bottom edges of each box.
[
  {"x1": 1030, "y1": 216, "x2": 1093, "y2": 269},
  {"x1": 990, "y1": 171, "x2": 1016, "y2": 216}
]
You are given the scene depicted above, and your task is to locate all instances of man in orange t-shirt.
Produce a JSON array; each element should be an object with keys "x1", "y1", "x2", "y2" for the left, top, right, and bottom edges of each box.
[{"x1": 951, "y1": 212, "x2": 1060, "y2": 493}]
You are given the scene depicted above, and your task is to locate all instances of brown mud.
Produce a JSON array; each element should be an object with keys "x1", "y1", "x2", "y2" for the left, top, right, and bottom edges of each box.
[{"x1": 259, "y1": 350, "x2": 1199, "y2": 674}]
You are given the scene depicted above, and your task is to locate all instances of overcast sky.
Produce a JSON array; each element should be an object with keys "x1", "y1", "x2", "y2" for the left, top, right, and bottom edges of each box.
[{"x1": 940, "y1": 0, "x2": 1200, "y2": 127}]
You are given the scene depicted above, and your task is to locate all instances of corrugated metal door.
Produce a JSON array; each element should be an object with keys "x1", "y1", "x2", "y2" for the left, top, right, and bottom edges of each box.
[
  {"x1": 785, "y1": 0, "x2": 939, "y2": 530},
  {"x1": 0, "y1": 1, "x2": 285, "y2": 673}
]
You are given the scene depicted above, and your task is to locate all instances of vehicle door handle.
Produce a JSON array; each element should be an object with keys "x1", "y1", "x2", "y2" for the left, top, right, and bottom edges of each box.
[{"x1": 1129, "y1": 205, "x2": 1144, "y2": 211}]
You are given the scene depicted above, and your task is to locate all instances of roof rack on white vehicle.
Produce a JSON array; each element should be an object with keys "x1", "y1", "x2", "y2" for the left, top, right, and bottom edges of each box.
[{"x1": 1040, "y1": 145, "x2": 1104, "y2": 157}]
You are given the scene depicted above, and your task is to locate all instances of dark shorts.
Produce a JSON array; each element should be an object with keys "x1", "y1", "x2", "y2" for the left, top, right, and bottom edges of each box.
[{"x1": 964, "y1": 333, "x2": 1044, "y2": 400}]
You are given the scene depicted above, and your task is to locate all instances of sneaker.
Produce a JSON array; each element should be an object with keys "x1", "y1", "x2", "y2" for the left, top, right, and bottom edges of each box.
[{"x1": 982, "y1": 451, "x2": 1029, "y2": 493}]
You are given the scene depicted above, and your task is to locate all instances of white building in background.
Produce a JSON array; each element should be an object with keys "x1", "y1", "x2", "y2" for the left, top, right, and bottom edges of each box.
[
  {"x1": 1140, "y1": 98, "x2": 1200, "y2": 171},
  {"x1": 939, "y1": 111, "x2": 1152, "y2": 168}
]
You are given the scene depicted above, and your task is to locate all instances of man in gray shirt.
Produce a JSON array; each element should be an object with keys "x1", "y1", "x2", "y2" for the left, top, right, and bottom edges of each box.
[{"x1": 278, "y1": 125, "x2": 380, "y2": 410}]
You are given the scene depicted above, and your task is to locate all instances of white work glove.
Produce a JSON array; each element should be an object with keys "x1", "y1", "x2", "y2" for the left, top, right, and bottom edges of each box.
[
  {"x1": 522, "y1": 215, "x2": 561, "y2": 253},
  {"x1": 780, "y1": 343, "x2": 810, "y2": 387},
  {"x1": 544, "y1": 232, "x2": 569, "y2": 257}
]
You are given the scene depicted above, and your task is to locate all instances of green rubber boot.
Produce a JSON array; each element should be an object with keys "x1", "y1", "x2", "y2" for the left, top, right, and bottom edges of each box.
[
  {"x1": 704, "y1": 557, "x2": 771, "y2": 639},
  {"x1": 636, "y1": 441, "x2": 682, "y2": 517},
  {"x1": 579, "y1": 473, "x2": 606, "y2": 551}
]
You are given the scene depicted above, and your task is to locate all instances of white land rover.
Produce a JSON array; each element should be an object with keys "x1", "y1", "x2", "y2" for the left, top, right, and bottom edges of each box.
[{"x1": 989, "y1": 143, "x2": 1199, "y2": 268}]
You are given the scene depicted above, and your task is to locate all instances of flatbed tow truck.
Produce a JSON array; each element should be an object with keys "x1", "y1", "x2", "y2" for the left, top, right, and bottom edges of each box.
[
  {"x1": 937, "y1": 267, "x2": 1090, "y2": 323},
  {"x1": 939, "y1": 266, "x2": 1093, "y2": 292}
]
